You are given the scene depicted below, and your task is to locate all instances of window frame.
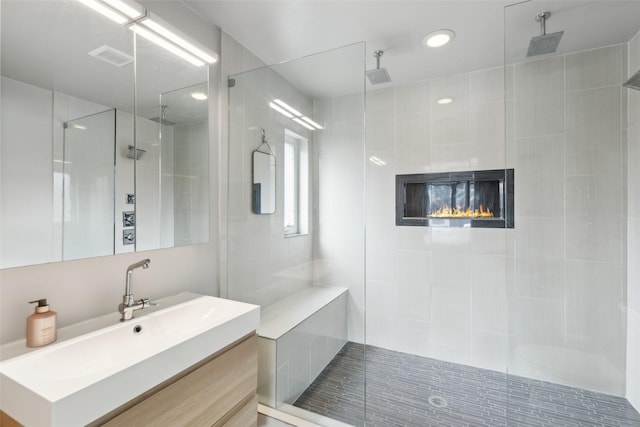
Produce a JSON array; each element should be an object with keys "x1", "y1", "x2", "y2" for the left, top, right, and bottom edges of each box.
[{"x1": 283, "y1": 129, "x2": 309, "y2": 237}]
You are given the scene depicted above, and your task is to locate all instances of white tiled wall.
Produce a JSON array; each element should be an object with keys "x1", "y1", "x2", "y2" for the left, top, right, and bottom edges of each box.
[
  {"x1": 313, "y1": 94, "x2": 366, "y2": 343},
  {"x1": 365, "y1": 66, "x2": 512, "y2": 372},
  {"x1": 627, "y1": 30, "x2": 640, "y2": 413},
  {"x1": 365, "y1": 44, "x2": 629, "y2": 396},
  {"x1": 511, "y1": 45, "x2": 626, "y2": 395}
]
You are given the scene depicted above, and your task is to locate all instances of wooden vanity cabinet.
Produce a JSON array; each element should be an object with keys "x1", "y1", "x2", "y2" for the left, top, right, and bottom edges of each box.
[{"x1": 97, "y1": 333, "x2": 258, "y2": 427}]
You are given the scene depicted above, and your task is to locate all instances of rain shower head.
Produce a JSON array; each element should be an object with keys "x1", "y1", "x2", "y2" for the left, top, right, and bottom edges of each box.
[
  {"x1": 149, "y1": 116, "x2": 178, "y2": 126},
  {"x1": 527, "y1": 12, "x2": 564, "y2": 57},
  {"x1": 623, "y1": 70, "x2": 640, "y2": 91},
  {"x1": 366, "y1": 50, "x2": 391, "y2": 85},
  {"x1": 149, "y1": 104, "x2": 177, "y2": 126}
]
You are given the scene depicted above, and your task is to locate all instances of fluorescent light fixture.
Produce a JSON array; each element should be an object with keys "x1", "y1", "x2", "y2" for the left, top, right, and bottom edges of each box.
[
  {"x1": 293, "y1": 117, "x2": 315, "y2": 131},
  {"x1": 101, "y1": 0, "x2": 142, "y2": 18},
  {"x1": 191, "y1": 92, "x2": 208, "y2": 101},
  {"x1": 133, "y1": 25, "x2": 205, "y2": 67},
  {"x1": 301, "y1": 116, "x2": 323, "y2": 130},
  {"x1": 73, "y1": 124, "x2": 87, "y2": 130},
  {"x1": 269, "y1": 102, "x2": 294, "y2": 118},
  {"x1": 423, "y1": 29, "x2": 456, "y2": 48},
  {"x1": 272, "y1": 98, "x2": 321, "y2": 131},
  {"x1": 141, "y1": 19, "x2": 218, "y2": 64},
  {"x1": 369, "y1": 156, "x2": 387, "y2": 166},
  {"x1": 273, "y1": 99, "x2": 303, "y2": 117},
  {"x1": 77, "y1": 0, "x2": 219, "y2": 67},
  {"x1": 437, "y1": 97, "x2": 454, "y2": 105},
  {"x1": 76, "y1": 0, "x2": 127, "y2": 24}
]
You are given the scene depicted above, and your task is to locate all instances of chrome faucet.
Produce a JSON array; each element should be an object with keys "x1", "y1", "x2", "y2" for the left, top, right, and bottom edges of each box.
[{"x1": 119, "y1": 258, "x2": 153, "y2": 321}]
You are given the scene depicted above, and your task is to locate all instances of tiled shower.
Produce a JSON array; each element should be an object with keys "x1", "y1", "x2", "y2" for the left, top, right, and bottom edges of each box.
[{"x1": 223, "y1": 2, "x2": 640, "y2": 425}]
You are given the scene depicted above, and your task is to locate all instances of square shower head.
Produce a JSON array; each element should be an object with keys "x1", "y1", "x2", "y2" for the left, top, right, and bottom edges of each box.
[
  {"x1": 366, "y1": 68, "x2": 391, "y2": 85},
  {"x1": 527, "y1": 31, "x2": 564, "y2": 57}
]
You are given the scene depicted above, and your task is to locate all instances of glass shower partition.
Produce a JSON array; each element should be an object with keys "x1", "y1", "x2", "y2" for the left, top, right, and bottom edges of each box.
[
  {"x1": 226, "y1": 43, "x2": 366, "y2": 425},
  {"x1": 505, "y1": 2, "x2": 640, "y2": 426}
]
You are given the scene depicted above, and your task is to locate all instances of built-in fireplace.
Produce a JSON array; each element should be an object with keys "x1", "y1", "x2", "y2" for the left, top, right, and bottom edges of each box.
[{"x1": 396, "y1": 169, "x2": 514, "y2": 228}]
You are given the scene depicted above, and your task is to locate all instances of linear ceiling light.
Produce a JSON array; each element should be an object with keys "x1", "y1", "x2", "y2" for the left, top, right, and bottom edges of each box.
[
  {"x1": 293, "y1": 118, "x2": 315, "y2": 131},
  {"x1": 132, "y1": 25, "x2": 205, "y2": 67},
  {"x1": 273, "y1": 99, "x2": 303, "y2": 117},
  {"x1": 301, "y1": 116, "x2": 323, "y2": 130},
  {"x1": 269, "y1": 102, "x2": 294, "y2": 118},
  {"x1": 271, "y1": 98, "x2": 323, "y2": 131},
  {"x1": 76, "y1": 0, "x2": 218, "y2": 67},
  {"x1": 101, "y1": 0, "x2": 143, "y2": 18},
  {"x1": 76, "y1": 0, "x2": 128, "y2": 24},
  {"x1": 141, "y1": 19, "x2": 218, "y2": 63}
]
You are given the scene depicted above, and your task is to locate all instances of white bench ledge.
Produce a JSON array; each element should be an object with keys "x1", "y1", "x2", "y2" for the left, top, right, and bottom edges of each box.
[{"x1": 258, "y1": 286, "x2": 348, "y2": 340}]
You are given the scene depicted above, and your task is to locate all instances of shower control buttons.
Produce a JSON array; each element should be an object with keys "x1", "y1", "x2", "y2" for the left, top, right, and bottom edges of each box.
[
  {"x1": 123, "y1": 230, "x2": 135, "y2": 245},
  {"x1": 123, "y1": 211, "x2": 135, "y2": 227}
]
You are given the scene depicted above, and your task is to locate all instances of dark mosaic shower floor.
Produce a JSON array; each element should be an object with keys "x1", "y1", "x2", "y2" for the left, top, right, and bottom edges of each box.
[{"x1": 293, "y1": 342, "x2": 640, "y2": 427}]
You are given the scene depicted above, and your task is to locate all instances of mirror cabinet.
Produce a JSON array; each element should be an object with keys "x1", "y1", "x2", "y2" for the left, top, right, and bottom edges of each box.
[{"x1": 0, "y1": 0, "x2": 211, "y2": 269}]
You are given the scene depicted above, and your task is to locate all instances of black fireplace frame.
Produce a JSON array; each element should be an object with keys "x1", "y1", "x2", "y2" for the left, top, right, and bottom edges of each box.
[{"x1": 395, "y1": 169, "x2": 514, "y2": 228}]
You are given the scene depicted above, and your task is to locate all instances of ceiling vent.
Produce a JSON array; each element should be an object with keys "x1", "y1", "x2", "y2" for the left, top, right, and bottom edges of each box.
[{"x1": 88, "y1": 45, "x2": 133, "y2": 67}]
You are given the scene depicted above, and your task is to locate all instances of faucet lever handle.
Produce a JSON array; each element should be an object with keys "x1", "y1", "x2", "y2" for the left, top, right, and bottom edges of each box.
[{"x1": 139, "y1": 298, "x2": 158, "y2": 309}]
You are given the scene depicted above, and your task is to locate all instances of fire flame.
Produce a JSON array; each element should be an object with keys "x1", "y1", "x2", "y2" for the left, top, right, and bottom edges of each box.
[{"x1": 428, "y1": 204, "x2": 494, "y2": 218}]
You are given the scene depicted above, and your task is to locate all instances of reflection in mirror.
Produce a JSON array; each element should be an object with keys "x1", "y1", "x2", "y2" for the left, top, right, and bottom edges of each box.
[
  {"x1": 63, "y1": 109, "x2": 116, "y2": 261},
  {"x1": 252, "y1": 151, "x2": 276, "y2": 214},
  {"x1": 134, "y1": 30, "x2": 210, "y2": 251},
  {"x1": 0, "y1": 0, "x2": 213, "y2": 269},
  {"x1": 1, "y1": 0, "x2": 135, "y2": 269}
]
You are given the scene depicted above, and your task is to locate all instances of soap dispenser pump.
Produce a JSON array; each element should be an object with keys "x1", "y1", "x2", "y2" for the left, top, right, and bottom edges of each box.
[{"x1": 26, "y1": 299, "x2": 57, "y2": 347}]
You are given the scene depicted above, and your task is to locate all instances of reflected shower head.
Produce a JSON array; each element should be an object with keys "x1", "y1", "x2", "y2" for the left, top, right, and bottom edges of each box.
[
  {"x1": 366, "y1": 50, "x2": 391, "y2": 85},
  {"x1": 149, "y1": 116, "x2": 177, "y2": 126},
  {"x1": 126, "y1": 145, "x2": 146, "y2": 160},
  {"x1": 624, "y1": 70, "x2": 640, "y2": 91},
  {"x1": 527, "y1": 12, "x2": 564, "y2": 57}
]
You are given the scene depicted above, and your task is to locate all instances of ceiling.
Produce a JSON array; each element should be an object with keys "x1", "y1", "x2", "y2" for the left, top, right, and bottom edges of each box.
[{"x1": 185, "y1": 0, "x2": 640, "y2": 96}]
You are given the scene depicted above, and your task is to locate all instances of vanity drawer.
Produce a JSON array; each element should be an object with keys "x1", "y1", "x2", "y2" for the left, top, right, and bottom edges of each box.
[{"x1": 100, "y1": 333, "x2": 258, "y2": 426}]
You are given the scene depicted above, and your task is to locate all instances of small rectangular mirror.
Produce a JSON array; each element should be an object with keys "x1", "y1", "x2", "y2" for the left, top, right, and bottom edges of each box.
[{"x1": 252, "y1": 150, "x2": 276, "y2": 214}]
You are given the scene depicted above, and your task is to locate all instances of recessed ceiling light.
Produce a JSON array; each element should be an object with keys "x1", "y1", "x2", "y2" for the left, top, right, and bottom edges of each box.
[
  {"x1": 437, "y1": 97, "x2": 454, "y2": 105},
  {"x1": 191, "y1": 92, "x2": 207, "y2": 101},
  {"x1": 423, "y1": 29, "x2": 455, "y2": 48}
]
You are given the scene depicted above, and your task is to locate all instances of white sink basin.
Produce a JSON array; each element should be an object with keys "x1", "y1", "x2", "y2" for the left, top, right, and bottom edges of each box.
[{"x1": 0, "y1": 294, "x2": 259, "y2": 427}]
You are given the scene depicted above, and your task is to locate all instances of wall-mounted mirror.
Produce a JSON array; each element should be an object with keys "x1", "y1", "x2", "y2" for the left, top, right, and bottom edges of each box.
[
  {"x1": 252, "y1": 150, "x2": 276, "y2": 214},
  {"x1": 0, "y1": 0, "x2": 211, "y2": 269}
]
